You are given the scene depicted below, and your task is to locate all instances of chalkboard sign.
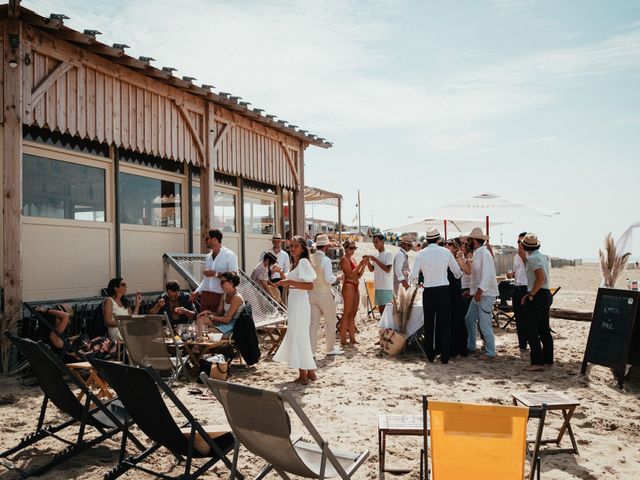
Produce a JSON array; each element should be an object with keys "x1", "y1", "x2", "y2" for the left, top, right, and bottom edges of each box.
[{"x1": 581, "y1": 288, "x2": 640, "y2": 388}]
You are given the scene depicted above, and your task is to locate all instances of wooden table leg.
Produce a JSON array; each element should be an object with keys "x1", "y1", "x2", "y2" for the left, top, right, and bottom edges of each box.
[{"x1": 558, "y1": 407, "x2": 579, "y2": 455}]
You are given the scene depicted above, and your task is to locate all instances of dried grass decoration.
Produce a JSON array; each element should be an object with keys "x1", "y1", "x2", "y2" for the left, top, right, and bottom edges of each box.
[
  {"x1": 599, "y1": 233, "x2": 631, "y2": 288},
  {"x1": 392, "y1": 286, "x2": 419, "y2": 334}
]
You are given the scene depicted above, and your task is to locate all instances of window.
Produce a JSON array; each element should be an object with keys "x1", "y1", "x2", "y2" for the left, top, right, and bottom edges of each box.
[
  {"x1": 244, "y1": 196, "x2": 275, "y2": 235},
  {"x1": 22, "y1": 154, "x2": 106, "y2": 221},
  {"x1": 191, "y1": 186, "x2": 201, "y2": 229},
  {"x1": 215, "y1": 191, "x2": 236, "y2": 232},
  {"x1": 119, "y1": 173, "x2": 182, "y2": 227}
]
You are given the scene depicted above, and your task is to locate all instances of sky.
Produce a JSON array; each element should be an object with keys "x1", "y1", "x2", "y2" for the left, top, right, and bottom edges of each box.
[{"x1": 23, "y1": 0, "x2": 640, "y2": 259}]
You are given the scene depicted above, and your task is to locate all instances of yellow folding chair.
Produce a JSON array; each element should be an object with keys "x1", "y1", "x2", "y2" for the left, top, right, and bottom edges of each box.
[
  {"x1": 365, "y1": 280, "x2": 379, "y2": 319},
  {"x1": 422, "y1": 398, "x2": 542, "y2": 480}
]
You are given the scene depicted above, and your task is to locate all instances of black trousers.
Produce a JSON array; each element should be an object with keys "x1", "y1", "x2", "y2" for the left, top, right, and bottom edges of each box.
[
  {"x1": 450, "y1": 290, "x2": 468, "y2": 358},
  {"x1": 422, "y1": 286, "x2": 452, "y2": 364},
  {"x1": 511, "y1": 285, "x2": 529, "y2": 349},
  {"x1": 523, "y1": 289, "x2": 553, "y2": 366}
]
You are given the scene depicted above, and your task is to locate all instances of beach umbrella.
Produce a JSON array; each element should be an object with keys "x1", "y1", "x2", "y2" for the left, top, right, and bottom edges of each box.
[
  {"x1": 429, "y1": 193, "x2": 557, "y2": 235},
  {"x1": 384, "y1": 217, "x2": 509, "y2": 239}
]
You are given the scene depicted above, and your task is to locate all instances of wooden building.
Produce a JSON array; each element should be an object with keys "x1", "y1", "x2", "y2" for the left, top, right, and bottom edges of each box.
[{"x1": 0, "y1": 1, "x2": 331, "y2": 321}]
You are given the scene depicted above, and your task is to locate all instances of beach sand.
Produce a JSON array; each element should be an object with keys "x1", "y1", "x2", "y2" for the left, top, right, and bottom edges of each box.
[{"x1": 1, "y1": 243, "x2": 639, "y2": 479}]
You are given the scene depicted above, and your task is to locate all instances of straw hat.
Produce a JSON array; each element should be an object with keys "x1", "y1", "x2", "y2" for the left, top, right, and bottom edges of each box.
[
  {"x1": 467, "y1": 227, "x2": 489, "y2": 241},
  {"x1": 272, "y1": 233, "x2": 283, "y2": 240},
  {"x1": 425, "y1": 227, "x2": 441, "y2": 240},
  {"x1": 399, "y1": 234, "x2": 414, "y2": 244},
  {"x1": 315, "y1": 234, "x2": 330, "y2": 246},
  {"x1": 521, "y1": 233, "x2": 540, "y2": 248}
]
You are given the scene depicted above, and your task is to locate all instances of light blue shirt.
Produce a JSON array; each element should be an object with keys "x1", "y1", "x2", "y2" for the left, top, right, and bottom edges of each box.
[{"x1": 525, "y1": 251, "x2": 549, "y2": 291}]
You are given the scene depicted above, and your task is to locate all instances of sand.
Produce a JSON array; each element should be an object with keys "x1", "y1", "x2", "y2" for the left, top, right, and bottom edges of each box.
[{"x1": 1, "y1": 243, "x2": 639, "y2": 479}]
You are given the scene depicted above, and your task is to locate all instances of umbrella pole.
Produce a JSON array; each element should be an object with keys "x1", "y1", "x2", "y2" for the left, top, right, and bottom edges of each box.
[
  {"x1": 486, "y1": 216, "x2": 489, "y2": 236},
  {"x1": 444, "y1": 220, "x2": 448, "y2": 241}
]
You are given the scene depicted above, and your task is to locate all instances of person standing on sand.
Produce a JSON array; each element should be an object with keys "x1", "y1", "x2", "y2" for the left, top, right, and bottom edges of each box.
[
  {"x1": 409, "y1": 227, "x2": 462, "y2": 364},
  {"x1": 309, "y1": 234, "x2": 345, "y2": 357},
  {"x1": 393, "y1": 235, "x2": 413, "y2": 295},
  {"x1": 339, "y1": 240, "x2": 368, "y2": 345},
  {"x1": 365, "y1": 233, "x2": 394, "y2": 315},
  {"x1": 507, "y1": 232, "x2": 529, "y2": 351},
  {"x1": 272, "y1": 236, "x2": 318, "y2": 385},
  {"x1": 460, "y1": 228, "x2": 499, "y2": 361},
  {"x1": 520, "y1": 233, "x2": 554, "y2": 372}
]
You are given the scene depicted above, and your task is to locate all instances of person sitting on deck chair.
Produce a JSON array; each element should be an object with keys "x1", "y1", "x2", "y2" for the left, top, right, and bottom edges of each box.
[
  {"x1": 251, "y1": 251, "x2": 282, "y2": 303},
  {"x1": 196, "y1": 272, "x2": 244, "y2": 338},
  {"x1": 149, "y1": 280, "x2": 196, "y2": 326},
  {"x1": 34, "y1": 304, "x2": 71, "y2": 350}
]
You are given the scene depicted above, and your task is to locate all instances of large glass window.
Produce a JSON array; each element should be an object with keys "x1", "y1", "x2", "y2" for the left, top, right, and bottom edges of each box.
[
  {"x1": 244, "y1": 196, "x2": 275, "y2": 235},
  {"x1": 119, "y1": 173, "x2": 182, "y2": 227},
  {"x1": 22, "y1": 154, "x2": 106, "y2": 221},
  {"x1": 191, "y1": 186, "x2": 201, "y2": 229},
  {"x1": 215, "y1": 191, "x2": 236, "y2": 232}
]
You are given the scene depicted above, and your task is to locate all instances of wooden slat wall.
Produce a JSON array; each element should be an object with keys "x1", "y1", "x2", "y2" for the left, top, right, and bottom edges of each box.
[
  {"x1": 214, "y1": 122, "x2": 299, "y2": 189},
  {"x1": 18, "y1": 31, "x2": 304, "y2": 190},
  {"x1": 24, "y1": 50, "x2": 206, "y2": 165}
]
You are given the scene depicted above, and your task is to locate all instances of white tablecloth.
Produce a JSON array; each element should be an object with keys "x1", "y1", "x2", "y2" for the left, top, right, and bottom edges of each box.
[{"x1": 377, "y1": 302, "x2": 424, "y2": 337}]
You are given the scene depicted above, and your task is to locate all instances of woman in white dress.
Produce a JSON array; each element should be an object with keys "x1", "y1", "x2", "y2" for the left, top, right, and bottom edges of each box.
[
  {"x1": 273, "y1": 236, "x2": 317, "y2": 385},
  {"x1": 102, "y1": 277, "x2": 141, "y2": 341}
]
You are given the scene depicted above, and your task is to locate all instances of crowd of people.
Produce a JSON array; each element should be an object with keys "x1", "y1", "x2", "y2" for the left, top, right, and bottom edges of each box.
[{"x1": 94, "y1": 223, "x2": 553, "y2": 387}]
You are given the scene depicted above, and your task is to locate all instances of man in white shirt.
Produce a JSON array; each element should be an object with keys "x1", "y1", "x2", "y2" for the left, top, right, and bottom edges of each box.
[
  {"x1": 460, "y1": 227, "x2": 499, "y2": 360},
  {"x1": 266, "y1": 233, "x2": 290, "y2": 282},
  {"x1": 191, "y1": 229, "x2": 239, "y2": 313},
  {"x1": 365, "y1": 233, "x2": 394, "y2": 314},
  {"x1": 508, "y1": 232, "x2": 529, "y2": 350},
  {"x1": 409, "y1": 227, "x2": 462, "y2": 364},
  {"x1": 393, "y1": 235, "x2": 413, "y2": 295},
  {"x1": 309, "y1": 235, "x2": 344, "y2": 357}
]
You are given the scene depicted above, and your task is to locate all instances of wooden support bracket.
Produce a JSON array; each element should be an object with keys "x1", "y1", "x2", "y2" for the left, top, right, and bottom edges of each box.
[
  {"x1": 30, "y1": 60, "x2": 73, "y2": 108},
  {"x1": 281, "y1": 142, "x2": 300, "y2": 188},
  {"x1": 174, "y1": 100, "x2": 206, "y2": 164}
]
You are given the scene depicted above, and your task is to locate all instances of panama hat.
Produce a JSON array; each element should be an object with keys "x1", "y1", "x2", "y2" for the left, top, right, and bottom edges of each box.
[
  {"x1": 272, "y1": 233, "x2": 283, "y2": 240},
  {"x1": 315, "y1": 234, "x2": 330, "y2": 246},
  {"x1": 425, "y1": 227, "x2": 441, "y2": 240},
  {"x1": 467, "y1": 227, "x2": 489, "y2": 241},
  {"x1": 521, "y1": 233, "x2": 540, "y2": 248},
  {"x1": 399, "y1": 234, "x2": 414, "y2": 243}
]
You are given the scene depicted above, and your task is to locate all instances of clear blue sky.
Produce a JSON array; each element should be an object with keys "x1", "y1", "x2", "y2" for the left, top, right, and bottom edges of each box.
[{"x1": 25, "y1": 0, "x2": 640, "y2": 259}]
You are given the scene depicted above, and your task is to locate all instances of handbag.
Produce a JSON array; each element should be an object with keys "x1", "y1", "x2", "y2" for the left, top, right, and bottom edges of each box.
[
  {"x1": 379, "y1": 328, "x2": 406, "y2": 356},
  {"x1": 209, "y1": 361, "x2": 229, "y2": 381}
]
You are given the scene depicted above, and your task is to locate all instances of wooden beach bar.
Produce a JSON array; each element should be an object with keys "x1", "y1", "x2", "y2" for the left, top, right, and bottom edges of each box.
[{"x1": 0, "y1": 0, "x2": 331, "y2": 322}]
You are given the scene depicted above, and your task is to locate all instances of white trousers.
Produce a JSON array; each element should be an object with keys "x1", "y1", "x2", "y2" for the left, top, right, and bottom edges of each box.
[{"x1": 308, "y1": 291, "x2": 338, "y2": 356}]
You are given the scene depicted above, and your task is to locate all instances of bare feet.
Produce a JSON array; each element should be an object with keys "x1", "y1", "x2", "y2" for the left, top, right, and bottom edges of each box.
[
  {"x1": 349, "y1": 339, "x2": 359, "y2": 345},
  {"x1": 524, "y1": 365, "x2": 544, "y2": 372},
  {"x1": 307, "y1": 371, "x2": 318, "y2": 381},
  {"x1": 293, "y1": 377, "x2": 309, "y2": 385}
]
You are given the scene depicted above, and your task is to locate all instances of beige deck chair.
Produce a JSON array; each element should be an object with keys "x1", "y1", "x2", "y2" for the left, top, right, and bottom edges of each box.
[
  {"x1": 117, "y1": 314, "x2": 187, "y2": 382},
  {"x1": 200, "y1": 376, "x2": 369, "y2": 479}
]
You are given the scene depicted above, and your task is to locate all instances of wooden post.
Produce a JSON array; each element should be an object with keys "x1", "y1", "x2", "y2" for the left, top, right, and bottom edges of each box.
[
  {"x1": 338, "y1": 196, "x2": 342, "y2": 243},
  {"x1": 294, "y1": 144, "x2": 305, "y2": 236},
  {"x1": 200, "y1": 103, "x2": 216, "y2": 252},
  {"x1": 3, "y1": 7, "x2": 24, "y2": 327}
]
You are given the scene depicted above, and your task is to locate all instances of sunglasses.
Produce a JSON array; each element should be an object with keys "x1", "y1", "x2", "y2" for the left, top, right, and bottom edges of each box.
[
  {"x1": 347, "y1": 246, "x2": 357, "y2": 250},
  {"x1": 119, "y1": 283, "x2": 127, "y2": 287},
  {"x1": 220, "y1": 279, "x2": 228, "y2": 285}
]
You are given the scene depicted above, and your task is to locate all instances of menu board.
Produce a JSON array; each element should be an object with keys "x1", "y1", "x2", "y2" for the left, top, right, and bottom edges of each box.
[{"x1": 581, "y1": 288, "x2": 640, "y2": 387}]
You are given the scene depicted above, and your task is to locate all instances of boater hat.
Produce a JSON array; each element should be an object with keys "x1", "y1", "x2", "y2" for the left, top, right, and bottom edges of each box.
[
  {"x1": 315, "y1": 234, "x2": 330, "y2": 246},
  {"x1": 467, "y1": 227, "x2": 489, "y2": 241},
  {"x1": 425, "y1": 227, "x2": 441, "y2": 240},
  {"x1": 521, "y1": 233, "x2": 540, "y2": 248},
  {"x1": 399, "y1": 235, "x2": 414, "y2": 244}
]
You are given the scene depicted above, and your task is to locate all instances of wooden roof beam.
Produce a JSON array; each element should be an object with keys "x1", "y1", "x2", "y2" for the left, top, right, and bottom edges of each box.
[{"x1": 19, "y1": 10, "x2": 65, "y2": 30}]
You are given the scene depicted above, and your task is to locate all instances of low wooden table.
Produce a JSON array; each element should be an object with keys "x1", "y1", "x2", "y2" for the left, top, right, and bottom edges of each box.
[
  {"x1": 176, "y1": 339, "x2": 233, "y2": 376},
  {"x1": 67, "y1": 361, "x2": 113, "y2": 402},
  {"x1": 261, "y1": 324, "x2": 287, "y2": 356},
  {"x1": 378, "y1": 414, "x2": 426, "y2": 479},
  {"x1": 512, "y1": 391, "x2": 580, "y2": 456}
]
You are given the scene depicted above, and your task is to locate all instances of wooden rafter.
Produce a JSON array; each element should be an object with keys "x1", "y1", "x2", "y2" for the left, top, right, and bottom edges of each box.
[
  {"x1": 281, "y1": 142, "x2": 300, "y2": 188},
  {"x1": 174, "y1": 100, "x2": 206, "y2": 164},
  {"x1": 30, "y1": 60, "x2": 73, "y2": 108},
  {"x1": 213, "y1": 122, "x2": 230, "y2": 149}
]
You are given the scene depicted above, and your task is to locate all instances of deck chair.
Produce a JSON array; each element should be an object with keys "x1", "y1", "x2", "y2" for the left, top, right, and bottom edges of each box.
[
  {"x1": 496, "y1": 286, "x2": 562, "y2": 331},
  {"x1": 91, "y1": 360, "x2": 239, "y2": 480},
  {"x1": 201, "y1": 376, "x2": 369, "y2": 479},
  {"x1": 116, "y1": 314, "x2": 187, "y2": 382},
  {"x1": 0, "y1": 333, "x2": 143, "y2": 478},
  {"x1": 24, "y1": 302, "x2": 75, "y2": 360},
  {"x1": 421, "y1": 397, "x2": 546, "y2": 480},
  {"x1": 365, "y1": 280, "x2": 379, "y2": 319}
]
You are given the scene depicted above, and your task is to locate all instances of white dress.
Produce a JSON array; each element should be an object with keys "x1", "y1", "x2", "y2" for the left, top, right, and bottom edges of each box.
[{"x1": 273, "y1": 258, "x2": 317, "y2": 370}]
